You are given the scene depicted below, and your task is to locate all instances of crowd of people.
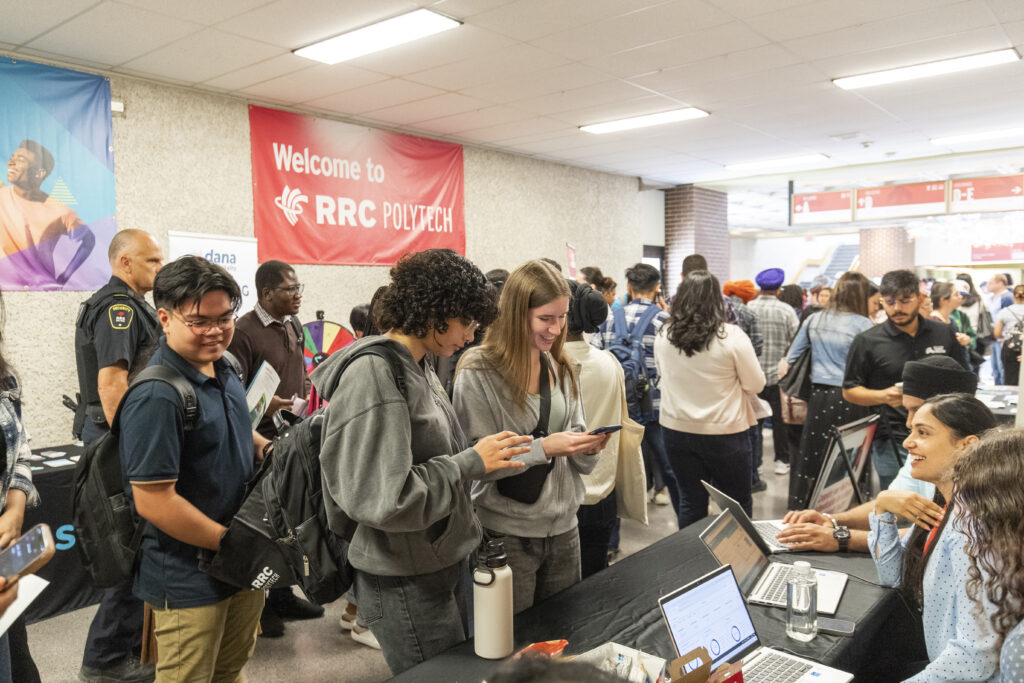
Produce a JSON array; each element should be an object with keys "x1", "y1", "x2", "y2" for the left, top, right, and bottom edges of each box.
[{"x1": 0, "y1": 232, "x2": 1019, "y2": 682}]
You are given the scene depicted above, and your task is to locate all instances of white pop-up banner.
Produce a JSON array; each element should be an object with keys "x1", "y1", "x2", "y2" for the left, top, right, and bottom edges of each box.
[{"x1": 167, "y1": 231, "x2": 259, "y2": 313}]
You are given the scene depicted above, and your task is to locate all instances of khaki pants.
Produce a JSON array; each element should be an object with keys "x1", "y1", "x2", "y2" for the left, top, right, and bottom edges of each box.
[{"x1": 150, "y1": 589, "x2": 264, "y2": 683}]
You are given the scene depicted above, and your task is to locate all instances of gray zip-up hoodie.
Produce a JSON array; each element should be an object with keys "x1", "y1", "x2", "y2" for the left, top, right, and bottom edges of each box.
[
  {"x1": 453, "y1": 347, "x2": 597, "y2": 538},
  {"x1": 311, "y1": 336, "x2": 484, "y2": 577}
]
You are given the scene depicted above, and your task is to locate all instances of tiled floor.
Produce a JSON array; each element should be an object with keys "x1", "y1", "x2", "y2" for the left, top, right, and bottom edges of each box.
[{"x1": 28, "y1": 440, "x2": 790, "y2": 682}]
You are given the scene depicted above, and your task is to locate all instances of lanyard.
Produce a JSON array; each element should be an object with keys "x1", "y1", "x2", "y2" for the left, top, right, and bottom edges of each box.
[{"x1": 923, "y1": 504, "x2": 947, "y2": 555}]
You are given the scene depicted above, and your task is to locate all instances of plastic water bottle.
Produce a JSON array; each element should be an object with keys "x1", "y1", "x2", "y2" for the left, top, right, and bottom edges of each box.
[
  {"x1": 786, "y1": 561, "x2": 818, "y2": 642},
  {"x1": 473, "y1": 540, "x2": 514, "y2": 659}
]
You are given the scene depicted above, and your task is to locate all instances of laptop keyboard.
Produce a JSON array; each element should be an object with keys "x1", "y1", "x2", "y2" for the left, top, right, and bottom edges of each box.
[
  {"x1": 755, "y1": 521, "x2": 789, "y2": 550},
  {"x1": 745, "y1": 652, "x2": 813, "y2": 683},
  {"x1": 756, "y1": 565, "x2": 794, "y2": 605}
]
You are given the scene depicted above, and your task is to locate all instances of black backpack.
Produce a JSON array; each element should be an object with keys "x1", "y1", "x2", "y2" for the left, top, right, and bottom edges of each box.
[
  {"x1": 71, "y1": 366, "x2": 199, "y2": 588},
  {"x1": 202, "y1": 345, "x2": 407, "y2": 604},
  {"x1": 606, "y1": 305, "x2": 661, "y2": 423}
]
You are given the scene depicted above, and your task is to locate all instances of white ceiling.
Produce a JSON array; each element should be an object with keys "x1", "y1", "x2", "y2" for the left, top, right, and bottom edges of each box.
[{"x1": 4, "y1": 0, "x2": 1024, "y2": 191}]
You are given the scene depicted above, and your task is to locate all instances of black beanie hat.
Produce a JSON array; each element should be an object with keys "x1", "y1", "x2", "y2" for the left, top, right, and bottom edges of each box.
[
  {"x1": 902, "y1": 355, "x2": 977, "y2": 400},
  {"x1": 567, "y1": 280, "x2": 609, "y2": 335}
]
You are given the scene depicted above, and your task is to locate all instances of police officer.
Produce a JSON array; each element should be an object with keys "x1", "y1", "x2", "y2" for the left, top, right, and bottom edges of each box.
[{"x1": 74, "y1": 229, "x2": 162, "y2": 683}]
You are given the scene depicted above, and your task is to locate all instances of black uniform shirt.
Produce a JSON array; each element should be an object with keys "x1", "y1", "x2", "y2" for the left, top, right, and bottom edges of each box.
[{"x1": 843, "y1": 315, "x2": 967, "y2": 440}]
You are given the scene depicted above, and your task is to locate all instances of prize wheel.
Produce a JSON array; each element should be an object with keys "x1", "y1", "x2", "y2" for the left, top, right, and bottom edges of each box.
[{"x1": 302, "y1": 319, "x2": 356, "y2": 373}]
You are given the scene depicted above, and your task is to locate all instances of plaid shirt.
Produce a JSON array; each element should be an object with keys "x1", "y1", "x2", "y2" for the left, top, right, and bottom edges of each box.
[
  {"x1": 746, "y1": 295, "x2": 799, "y2": 384},
  {"x1": 590, "y1": 298, "x2": 669, "y2": 415},
  {"x1": 254, "y1": 302, "x2": 293, "y2": 327},
  {"x1": 728, "y1": 295, "x2": 763, "y2": 356},
  {"x1": 0, "y1": 378, "x2": 39, "y2": 512}
]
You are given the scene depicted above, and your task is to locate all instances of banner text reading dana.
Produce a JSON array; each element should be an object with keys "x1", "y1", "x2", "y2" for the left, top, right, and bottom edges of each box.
[{"x1": 249, "y1": 105, "x2": 465, "y2": 266}]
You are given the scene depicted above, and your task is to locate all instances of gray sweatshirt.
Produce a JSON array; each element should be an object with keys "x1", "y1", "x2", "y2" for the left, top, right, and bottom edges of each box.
[
  {"x1": 311, "y1": 336, "x2": 484, "y2": 577},
  {"x1": 453, "y1": 347, "x2": 597, "y2": 538}
]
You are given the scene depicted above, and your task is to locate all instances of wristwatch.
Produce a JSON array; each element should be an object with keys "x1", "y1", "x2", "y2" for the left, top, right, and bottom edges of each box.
[
  {"x1": 821, "y1": 512, "x2": 838, "y2": 529},
  {"x1": 833, "y1": 525, "x2": 851, "y2": 552}
]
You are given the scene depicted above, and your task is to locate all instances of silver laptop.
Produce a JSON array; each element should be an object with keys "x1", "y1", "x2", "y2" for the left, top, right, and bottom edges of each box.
[
  {"x1": 702, "y1": 480, "x2": 792, "y2": 553},
  {"x1": 699, "y1": 509, "x2": 848, "y2": 615},
  {"x1": 658, "y1": 565, "x2": 852, "y2": 683}
]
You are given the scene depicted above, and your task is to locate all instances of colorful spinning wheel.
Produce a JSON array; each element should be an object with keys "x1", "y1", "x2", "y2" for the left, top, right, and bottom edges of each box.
[{"x1": 302, "y1": 319, "x2": 356, "y2": 373}]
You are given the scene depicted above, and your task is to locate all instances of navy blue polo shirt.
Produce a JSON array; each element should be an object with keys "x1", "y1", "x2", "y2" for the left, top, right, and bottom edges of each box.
[{"x1": 119, "y1": 337, "x2": 253, "y2": 609}]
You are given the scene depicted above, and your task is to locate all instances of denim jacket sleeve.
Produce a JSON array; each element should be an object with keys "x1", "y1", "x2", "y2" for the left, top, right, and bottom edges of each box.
[{"x1": 787, "y1": 318, "x2": 811, "y2": 364}]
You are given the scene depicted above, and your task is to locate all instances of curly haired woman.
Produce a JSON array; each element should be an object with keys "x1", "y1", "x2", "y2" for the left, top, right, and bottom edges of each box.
[{"x1": 312, "y1": 249, "x2": 531, "y2": 675}]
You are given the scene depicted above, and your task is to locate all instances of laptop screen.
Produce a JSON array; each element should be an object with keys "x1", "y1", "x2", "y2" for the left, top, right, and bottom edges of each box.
[
  {"x1": 699, "y1": 509, "x2": 770, "y2": 595},
  {"x1": 659, "y1": 565, "x2": 760, "y2": 669}
]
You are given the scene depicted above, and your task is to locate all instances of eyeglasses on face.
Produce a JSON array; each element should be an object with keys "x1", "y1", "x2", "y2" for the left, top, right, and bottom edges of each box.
[
  {"x1": 173, "y1": 311, "x2": 236, "y2": 334},
  {"x1": 883, "y1": 296, "x2": 918, "y2": 307},
  {"x1": 276, "y1": 284, "x2": 305, "y2": 295}
]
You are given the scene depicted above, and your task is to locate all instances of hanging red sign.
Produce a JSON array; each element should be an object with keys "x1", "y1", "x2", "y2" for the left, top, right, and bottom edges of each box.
[
  {"x1": 249, "y1": 105, "x2": 465, "y2": 266},
  {"x1": 950, "y1": 175, "x2": 1024, "y2": 213},
  {"x1": 971, "y1": 243, "x2": 1024, "y2": 262},
  {"x1": 792, "y1": 191, "x2": 853, "y2": 224},
  {"x1": 854, "y1": 182, "x2": 946, "y2": 220}
]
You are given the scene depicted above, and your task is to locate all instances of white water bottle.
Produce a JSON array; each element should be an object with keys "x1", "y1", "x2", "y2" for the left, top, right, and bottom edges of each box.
[
  {"x1": 473, "y1": 540, "x2": 514, "y2": 659},
  {"x1": 786, "y1": 561, "x2": 818, "y2": 642}
]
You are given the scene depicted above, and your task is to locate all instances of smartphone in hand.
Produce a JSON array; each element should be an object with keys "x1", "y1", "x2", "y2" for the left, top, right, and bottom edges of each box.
[
  {"x1": 0, "y1": 524, "x2": 55, "y2": 582},
  {"x1": 589, "y1": 425, "x2": 622, "y2": 435}
]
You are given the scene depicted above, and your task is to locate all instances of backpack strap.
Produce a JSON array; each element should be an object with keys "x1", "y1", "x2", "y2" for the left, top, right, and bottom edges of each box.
[
  {"x1": 629, "y1": 304, "x2": 662, "y2": 346},
  {"x1": 611, "y1": 306, "x2": 629, "y2": 344},
  {"x1": 341, "y1": 345, "x2": 408, "y2": 399},
  {"x1": 532, "y1": 354, "x2": 551, "y2": 437},
  {"x1": 220, "y1": 350, "x2": 244, "y2": 385},
  {"x1": 110, "y1": 365, "x2": 200, "y2": 433}
]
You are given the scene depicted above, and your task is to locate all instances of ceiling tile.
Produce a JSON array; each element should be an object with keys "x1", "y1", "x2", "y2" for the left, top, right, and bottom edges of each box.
[
  {"x1": 116, "y1": 0, "x2": 269, "y2": 25},
  {"x1": 218, "y1": 0, "x2": 417, "y2": 49},
  {"x1": 663, "y1": 63, "x2": 824, "y2": 110},
  {"x1": 343, "y1": 25, "x2": 515, "y2": 78},
  {"x1": 469, "y1": 0, "x2": 661, "y2": 42},
  {"x1": 985, "y1": 0, "x2": 1024, "y2": 22},
  {"x1": 746, "y1": 0, "x2": 966, "y2": 43},
  {"x1": 514, "y1": 80, "x2": 656, "y2": 116},
  {"x1": 406, "y1": 42, "x2": 569, "y2": 90},
  {"x1": 459, "y1": 63, "x2": 610, "y2": 104},
  {"x1": 706, "y1": 0, "x2": 817, "y2": 19},
  {"x1": 531, "y1": 0, "x2": 734, "y2": 61},
  {"x1": 415, "y1": 105, "x2": 529, "y2": 135},
  {"x1": 580, "y1": 21, "x2": 770, "y2": 79},
  {"x1": 629, "y1": 44, "x2": 801, "y2": 92},
  {"x1": 240, "y1": 62, "x2": 386, "y2": 102},
  {"x1": 549, "y1": 94, "x2": 695, "y2": 127},
  {"x1": 0, "y1": 0, "x2": 96, "y2": 45},
  {"x1": 202, "y1": 53, "x2": 311, "y2": 90},
  {"x1": 456, "y1": 116, "x2": 570, "y2": 143},
  {"x1": 25, "y1": 1, "x2": 201, "y2": 66},
  {"x1": 305, "y1": 78, "x2": 444, "y2": 114},
  {"x1": 428, "y1": 0, "x2": 518, "y2": 18},
  {"x1": 360, "y1": 92, "x2": 491, "y2": 125},
  {"x1": 1005, "y1": 19, "x2": 1024, "y2": 45},
  {"x1": 122, "y1": 28, "x2": 283, "y2": 82}
]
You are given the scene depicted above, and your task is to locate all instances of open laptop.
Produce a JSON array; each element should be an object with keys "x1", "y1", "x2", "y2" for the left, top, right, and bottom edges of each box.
[
  {"x1": 699, "y1": 508, "x2": 848, "y2": 615},
  {"x1": 701, "y1": 480, "x2": 792, "y2": 554},
  {"x1": 659, "y1": 564, "x2": 852, "y2": 683}
]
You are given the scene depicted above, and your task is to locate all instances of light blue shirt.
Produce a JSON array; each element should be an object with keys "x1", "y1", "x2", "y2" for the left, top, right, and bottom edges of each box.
[
  {"x1": 869, "y1": 510, "x2": 1000, "y2": 681},
  {"x1": 786, "y1": 310, "x2": 873, "y2": 387},
  {"x1": 1000, "y1": 620, "x2": 1024, "y2": 682},
  {"x1": 887, "y1": 457, "x2": 935, "y2": 498}
]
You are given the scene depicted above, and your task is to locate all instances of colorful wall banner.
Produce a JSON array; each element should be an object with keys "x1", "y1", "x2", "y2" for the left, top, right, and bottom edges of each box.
[
  {"x1": 168, "y1": 231, "x2": 259, "y2": 313},
  {"x1": 0, "y1": 57, "x2": 115, "y2": 291},
  {"x1": 249, "y1": 105, "x2": 465, "y2": 266}
]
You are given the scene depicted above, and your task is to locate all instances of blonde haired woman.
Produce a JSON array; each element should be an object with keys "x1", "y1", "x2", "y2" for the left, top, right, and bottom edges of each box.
[{"x1": 455, "y1": 260, "x2": 609, "y2": 613}]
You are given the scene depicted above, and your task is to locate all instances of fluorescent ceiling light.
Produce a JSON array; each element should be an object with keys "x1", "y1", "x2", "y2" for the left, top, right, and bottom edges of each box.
[
  {"x1": 295, "y1": 9, "x2": 460, "y2": 65},
  {"x1": 833, "y1": 48, "x2": 1020, "y2": 90},
  {"x1": 726, "y1": 154, "x2": 831, "y2": 172},
  {"x1": 580, "y1": 108, "x2": 709, "y2": 134},
  {"x1": 930, "y1": 127, "x2": 1024, "y2": 146}
]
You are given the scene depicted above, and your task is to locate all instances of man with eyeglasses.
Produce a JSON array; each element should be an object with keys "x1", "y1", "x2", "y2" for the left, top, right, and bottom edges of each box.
[
  {"x1": 75, "y1": 228, "x2": 163, "y2": 683},
  {"x1": 842, "y1": 269, "x2": 968, "y2": 490},
  {"x1": 226, "y1": 260, "x2": 321, "y2": 636}
]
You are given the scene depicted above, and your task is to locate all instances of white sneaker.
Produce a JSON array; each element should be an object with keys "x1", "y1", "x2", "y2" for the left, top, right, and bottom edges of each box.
[
  {"x1": 653, "y1": 488, "x2": 671, "y2": 505},
  {"x1": 774, "y1": 461, "x2": 790, "y2": 475},
  {"x1": 351, "y1": 624, "x2": 381, "y2": 650}
]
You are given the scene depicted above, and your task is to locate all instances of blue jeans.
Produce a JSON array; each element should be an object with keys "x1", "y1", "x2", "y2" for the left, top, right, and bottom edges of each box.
[
  {"x1": 642, "y1": 422, "x2": 683, "y2": 525},
  {"x1": 354, "y1": 559, "x2": 470, "y2": 676},
  {"x1": 663, "y1": 428, "x2": 753, "y2": 530},
  {"x1": 872, "y1": 436, "x2": 906, "y2": 492},
  {"x1": 991, "y1": 340, "x2": 1005, "y2": 384}
]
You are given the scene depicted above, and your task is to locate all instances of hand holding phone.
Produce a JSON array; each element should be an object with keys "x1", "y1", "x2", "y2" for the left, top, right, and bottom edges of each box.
[
  {"x1": 0, "y1": 524, "x2": 55, "y2": 583},
  {"x1": 588, "y1": 425, "x2": 622, "y2": 435}
]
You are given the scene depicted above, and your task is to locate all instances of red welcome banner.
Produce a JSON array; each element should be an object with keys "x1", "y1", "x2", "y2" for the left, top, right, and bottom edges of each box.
[{"x1": 249, "y1": 105, "x2": 464, "y2": 266}]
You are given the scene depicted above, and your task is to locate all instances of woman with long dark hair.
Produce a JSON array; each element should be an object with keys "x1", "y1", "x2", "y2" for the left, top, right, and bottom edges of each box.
[
  {"x1": 954, "y1": 429, "x2": 1024, "y2": 679},
  {"x1": 782, "y1": 272, "x2": 873, "y2": 509},
  {"x1": 654, "y1": 270, "x2": 765, "y2": 528},
  {"x1": 868, "y1": 393, "x2": 1000, "y2": 681}
]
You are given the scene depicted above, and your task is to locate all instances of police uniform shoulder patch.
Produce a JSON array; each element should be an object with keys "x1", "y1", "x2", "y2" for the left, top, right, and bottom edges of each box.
[{"x1": 108, "y1": 303, "x2": 134, "y2": 330}]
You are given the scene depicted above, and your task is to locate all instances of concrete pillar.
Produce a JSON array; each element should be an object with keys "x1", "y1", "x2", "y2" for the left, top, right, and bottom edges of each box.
[{"x1": 664, "y1": 184, "x2": 729, "y2": 295}]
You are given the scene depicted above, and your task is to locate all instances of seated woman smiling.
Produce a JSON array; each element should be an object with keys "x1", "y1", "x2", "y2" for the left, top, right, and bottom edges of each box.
[{"x1": 868, "y1": 393, "x2": 1000, "y2": 682}]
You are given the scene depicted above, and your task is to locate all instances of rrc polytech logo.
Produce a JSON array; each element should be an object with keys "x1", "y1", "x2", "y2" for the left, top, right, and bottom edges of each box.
[{"x1": 274, "y1": 185, "x2": 308, "y2": 226}]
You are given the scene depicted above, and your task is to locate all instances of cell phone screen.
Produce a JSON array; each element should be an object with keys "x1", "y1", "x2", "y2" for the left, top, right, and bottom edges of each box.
[{"x1": 0, "y1": 526, "x2": 48, "y2": 579}]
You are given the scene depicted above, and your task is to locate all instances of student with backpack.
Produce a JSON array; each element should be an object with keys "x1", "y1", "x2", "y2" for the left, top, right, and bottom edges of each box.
[
  {"x1": 454, "y1": 260, "x2": 609, "y2": 615},
  {"x1": 993, "y1": 284, "x2": 1024, "y2": 386},
  {"x1": 313, "y1": 249, "x2": 531, "y2": 676},
  {"x1": 590, "y1": 263, "x2": 683, "y2": 521},
  {"x1": 117, "y1": 256, "x2": 270, "y2": 681}
]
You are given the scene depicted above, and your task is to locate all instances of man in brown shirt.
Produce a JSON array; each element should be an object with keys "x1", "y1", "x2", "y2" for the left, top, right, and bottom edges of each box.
[{"x1": 227, "y1": 260, "x2": 320, "y2": 635}]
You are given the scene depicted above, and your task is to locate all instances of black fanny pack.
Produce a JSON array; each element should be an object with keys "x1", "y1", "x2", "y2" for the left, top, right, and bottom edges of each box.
[{"x1": 496, "y1": 357, "x2": 555, "y2": 505}]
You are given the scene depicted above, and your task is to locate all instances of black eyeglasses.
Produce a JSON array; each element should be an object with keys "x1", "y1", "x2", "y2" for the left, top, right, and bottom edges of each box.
[
  {"x1": 173, "y1": 311, "x2": 236, "y2": 335},
  {"x1": 276, "y1": 284, "x2": 305, "y2": 295}
]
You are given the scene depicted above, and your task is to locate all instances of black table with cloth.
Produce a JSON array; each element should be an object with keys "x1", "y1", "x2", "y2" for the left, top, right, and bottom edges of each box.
[
  {"x1": 392, "y1": 517, "x2": 927, "y2": 683},
  {"x1": 19, "y1": 443, "x2": 105, "y2": 623}
]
